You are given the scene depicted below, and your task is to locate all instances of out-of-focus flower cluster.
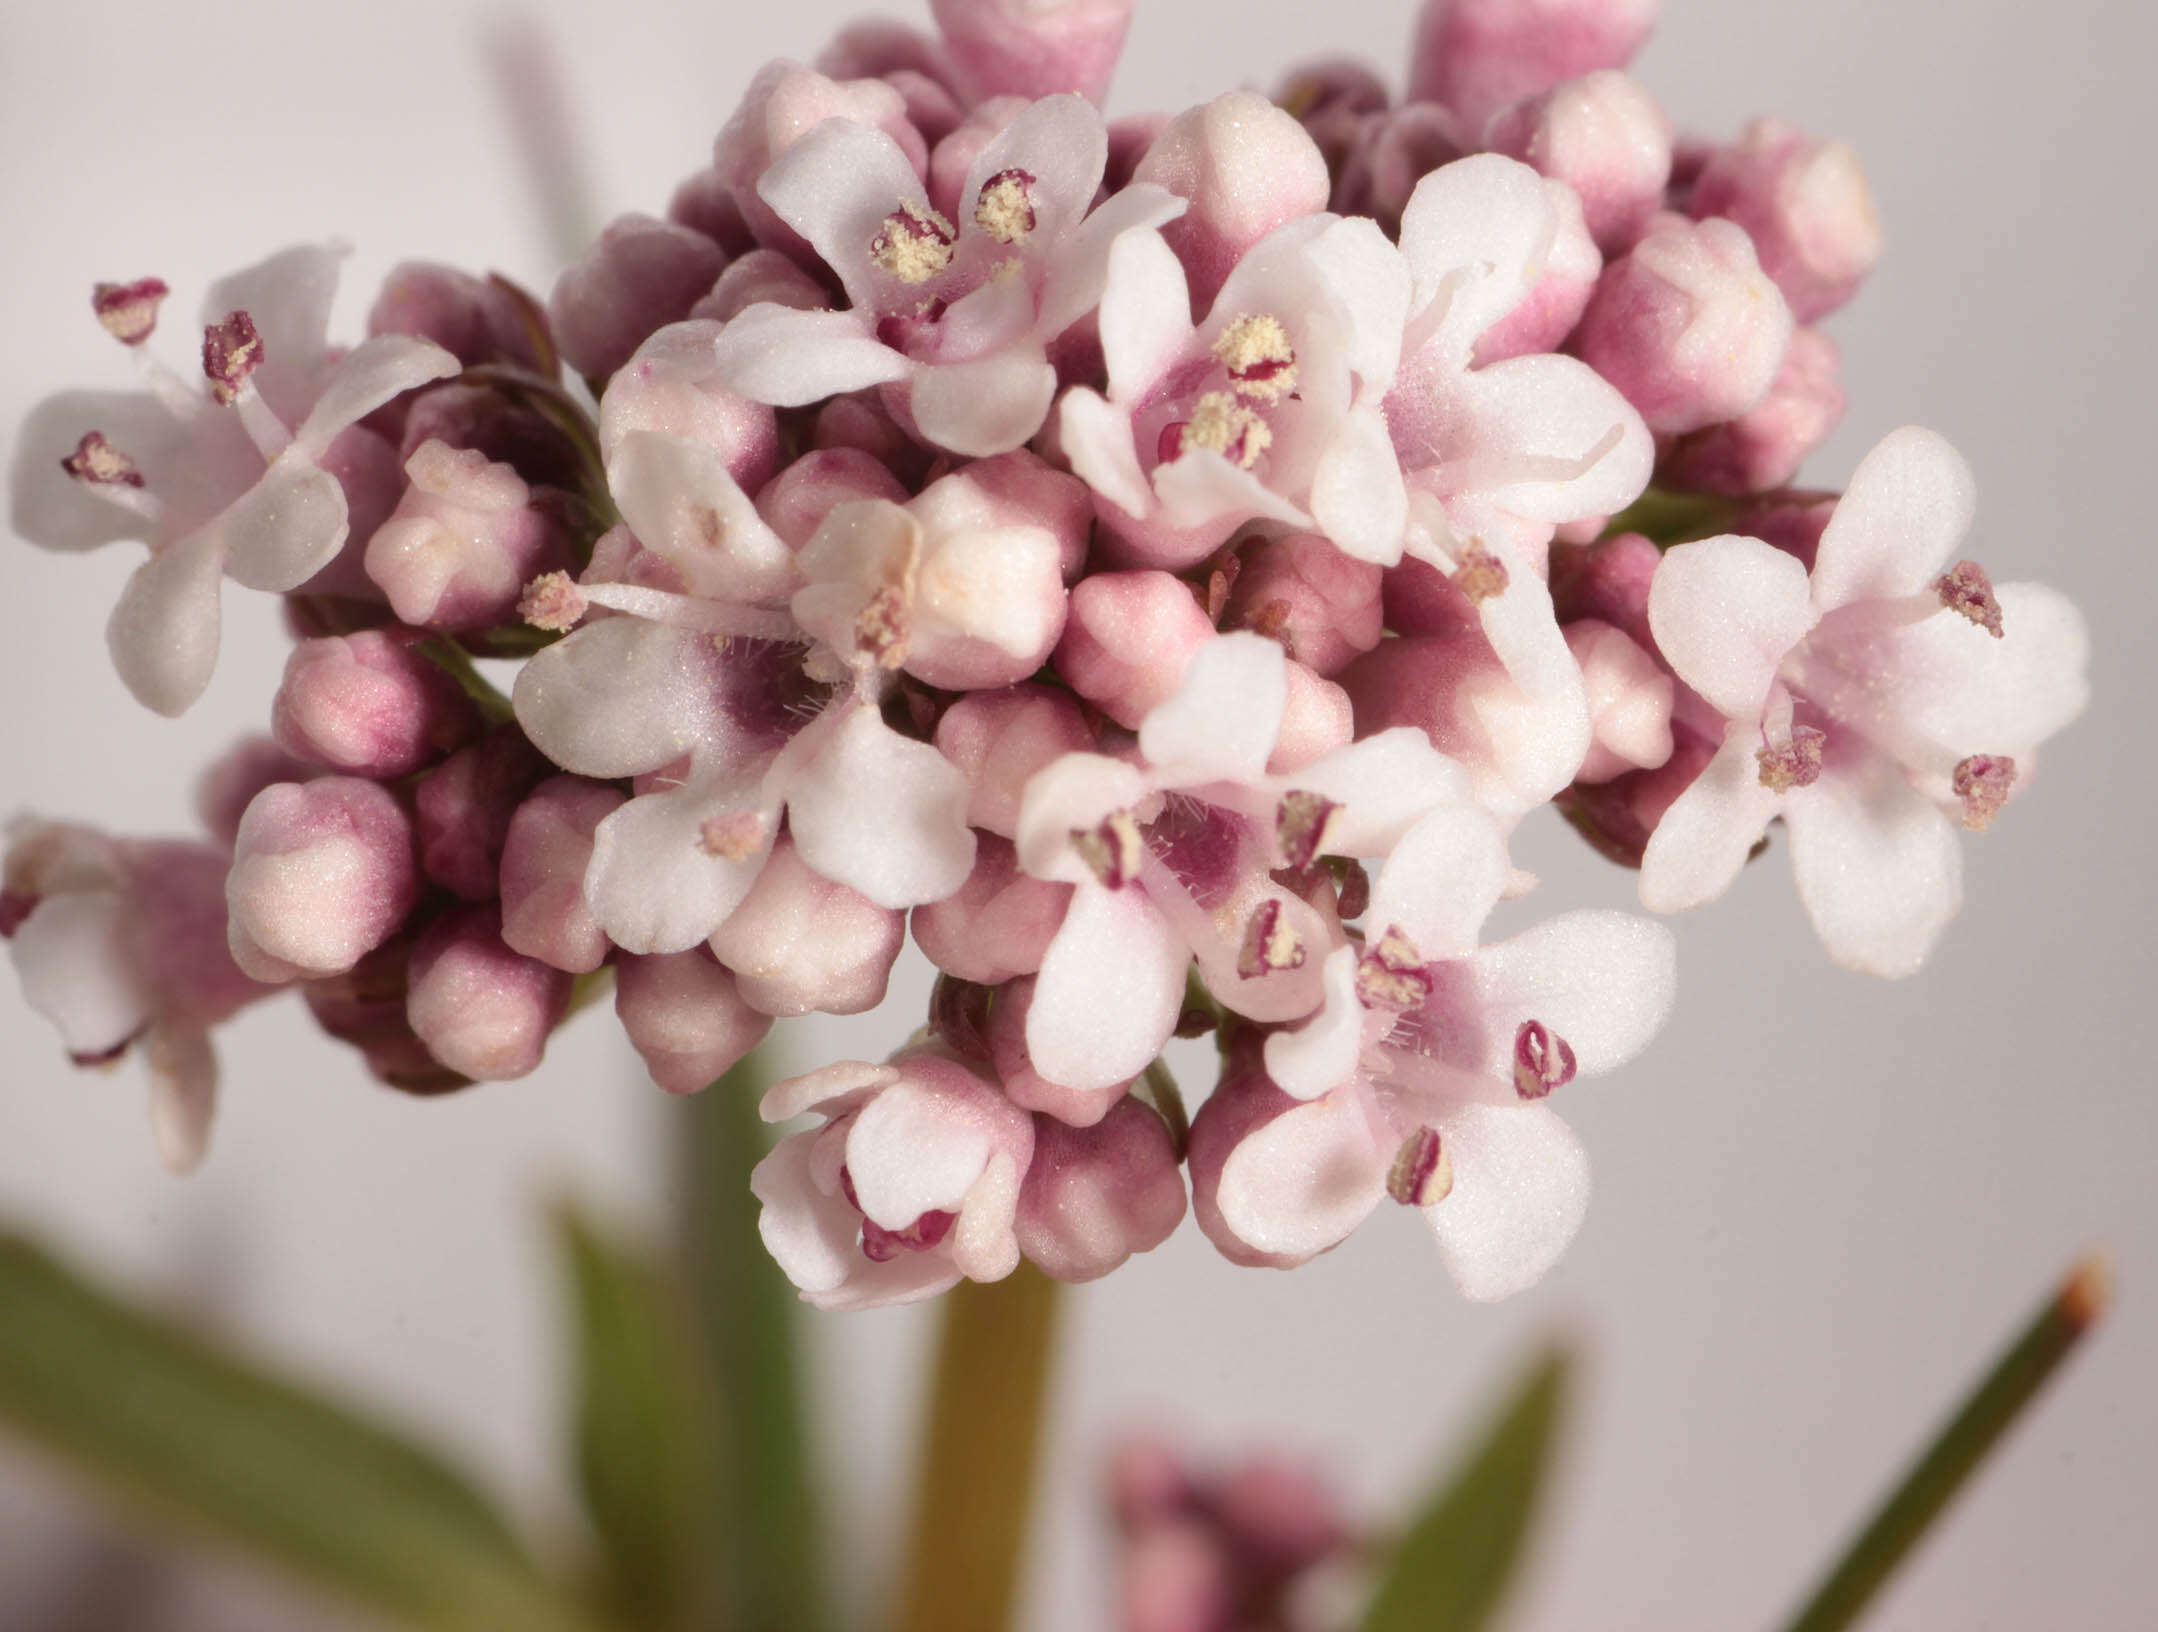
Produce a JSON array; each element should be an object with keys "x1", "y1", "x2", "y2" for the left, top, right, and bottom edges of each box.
[{"x1": 5, "y1": 0, "x2": 2087, "y2": 1307}]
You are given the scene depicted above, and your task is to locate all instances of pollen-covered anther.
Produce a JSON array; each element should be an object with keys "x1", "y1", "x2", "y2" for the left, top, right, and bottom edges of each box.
[
  {"x1": 1071, "y1": 809, "x2": 1146, "y2": 888},
  {"x1": 1211, "y1": 313, "x2": 1300, "y2": 403},
  {"x1": 860, "y1": 1208, "x2": 956, "y2": 1262},
  {"x1": 201, "y1": 310, "x2": 264, "y2": 404},
  {"x1": 1168, "y1": 391, "x2": 1272, "y2": 470},
  {"x1": 60, "y1": 431, "x2": 145, "y2": 488},
  {"x1": 1355, "y1": 925, "x2": 1432, "y2": 1012},
  {"x1": 1936, "y1": 559, "x2": 2004, "y2": 638},
  {"x1": 1952, "y1": 753, "x2": 2016, "y2": 831},
  {"x1": 699, "y1": 810, "x2": 769, "y2": 863},
  {"x1": 1452, "y1": 541, "x2": 1510, "y2": 605},
  {"x1": 973, "y1": 168, "x2": 1039, "y2": 244},
  {"x1": 1386, "y1": 1125, "x2": 1454, "y2": 1207},
  {"x1": 1275, "y1": 790, "x2": 1343, "y2": 871},
  {"x1": 855, "y1": 585, "x2": 911, "y2": 669},
  {"x1": 869, "y1": 200, "x2": 957, "y2": 285},
  {"x1": 1236, "y1": 899, "x2": 1307, "y2": 979},
  {"x1": 92, "y1": 278, "x2": 170, "y2": 345},
  {"x1": 1513, "y1": 1019, "x2": 1578, "y2": 1100},
  {"x1": 517, "y1": 570, "x2": 588, "y2": 632},
  {"x1": 1756, "y1": 724, "x2": 1826, "y2": 792}
]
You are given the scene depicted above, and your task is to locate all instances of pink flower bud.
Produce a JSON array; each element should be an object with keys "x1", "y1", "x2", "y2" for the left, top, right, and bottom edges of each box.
[
  {"x1": 1566, "y1": 619, "x2": 1673, "y2": 782},
  {"x1": 665, "y1": 167, "x2": 756, "y2": 257},
  {"x1": 1686, "y1": 117, "x2": 1881, "y2": 323},
  {"x1": 1134, "y1": 93, "x2": 1333, "y2": 307},
  {"x1": 396, "y1": 383, "x2": 588, "y2": 494},
  {"x1": 499, "y1": 775, "x2": 624, "y2": 973},
  {"x1": 303, "y1": 934, "x2": 465, "y2": 1095},
  {"x1": 365, "y1": 439, "x2": 572, "y2": 632},
  {"x1": 984, "y1": 973, "x2": 1136, "y2": 1126},
  {"x1": 708, "y1": 836, "x2": 905, "y2": 1017},
  {"x1": 271, "y1": 631, "x2": 480, "y2": 778},
  {"x1": 1276, "y1": 58, "x2": 1392, "y2": 179},
  {"x1": 1016, "y1": 1097, "x2": 1186, "y2": 1281},
  {"x1": 1222, "y1": 533, "x2": 1385, "y2": 677},
  {"x1": 1472, "y1": 178, "x2": 1601, "y2": 363},
  {"x1": 929, "y1": 0, "x2": 1134, "y2": 106},
  {"x1": 1575, "y1": 215, "x2": 1793, "y2": 434},
  {"x1": 1054, "y1": 571, "x2": 1216, "y2": 728},
  {"x1": 226, "y1": 779, "x2": 417, "y2": 984},
  {"x1": 1187, "y1": 1035, "x2": 1310, "y2": 1269},
  {"x1": 367, "y1": 263, "x2": 553, "y2": 372},
  {"x1": 406, "y1": 904, "x2": 571, "y2": 1081},
  {"x1": 1105, "y1": 113, "x2": 1169, "y2": 191},
  {"x1": 1485, "y1": 70, "x2": 1671, "y2": 253},
  {"x1": 1729, "y1": 489, "x2": 1837, "y2": 574},
  {"x1": 1549, "y1": 528, "x2": 1660, "y2": 649},
  {"x1": 690, "y1": 248, "x2": 830, "y2": 325},
  {"x1": 812, "y1": 18, "x2": 953, "y2": 86},
  {"x1": 1408, "y1": 0, "x2": 1660, "y2": 133},
  {"x1": 1658, "y1": 325, "x2": 1843, "y2": 495},
  {"x1": 951, "y1": 449, "x2": 1093, "y2": 581},
  {"x1": 911, "y1": 836, "x2": 1073, "y2": 983},
  {"x1": 547, "y1": 213, "x2": 729, "y2": 382},
  {"x1": 195, "y1": 736, "x2": 316, "y2": 848},
  {"x1": 615, "y1": 949, "x2": 773, "y2": 1094},
  {"x1": 756, "y1": 446, "x2": 910, "y2": 548},
  {"x1": 414, "y1": 726, "x2": 551, "y2": 902},
  {"x1": 714, "y1": 63, "x2": 930, "y2": 256},
  {"x1": 596, "y1": 320, "x2": 781, "y2": 492},
  {"x1": 1272, "y1": 661, "x2": 1355, "y2": 774},
  {"x1": 1554, "y1": 716, "x2": 1716, "y2": 866},
  {"x1": 1334, "y1": 102, "x2": 1469, "y2": 237},
  {"x1": 934, "y1": 685, "x2": 1097, "y2": 837}
]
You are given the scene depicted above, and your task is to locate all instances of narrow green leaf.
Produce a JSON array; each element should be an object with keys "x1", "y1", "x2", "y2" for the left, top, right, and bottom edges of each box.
[
  {"x1": 555, "y1": 1206, "x2": 729, "y2": 1632},
  {"x1": 1777, "y1": 1254, "x2": 2111, "y2": 1632},
  {"x1": 0, "y1": 1232, "x2": 594, "y2": 1632},
  {"x1": 675, "y1": 1052, "x2": 828, "y2": 1632},
  {"x1": 1361, "y1": 1343, "x2": 1574, "y2": 1632},
  {"x1": 892, "y1": 1262, "x2": 1063, "y2": 1632}
]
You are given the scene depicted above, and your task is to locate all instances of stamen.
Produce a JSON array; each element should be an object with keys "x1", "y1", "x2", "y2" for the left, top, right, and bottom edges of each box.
[
  {"x1": 860, "y1": 1208, "x2": 956, "y2": 1262},
  {"x1": 518, "y1": 571, "x2": 587, "y2": 632},
  {"x1": 1236, "y1": 898, "x2": 1306, "y2": 978},
  {"x1": 1355, "y1": 925, "x2": 1432, "y2": 1011},
  {"x1": 1513, "y1": 1019, "x2": 1577, "y2": 1100},
  {"x1": 1756, "y1": 724, "x2": 1826, "y2": 792},
  {"x1": 1452, "y1": 541, "x2": 1510, "y2": 605},
  {"x1": 60, "y1": 431, "x2": 145, "y2": 488},
  {"x1": 1211, "y1": 313, "x2": 1299, "y2": 403},
  {"x1": 973, "y1": 168, "x2": 1039, "y2": 244},
  {"x1": 1936, "y1": 560, "x2": 2004, "y2": 638},
  {"x1": 855, "y1": 585, "x2": 910, "y2": 669},
  {"x1": 869, "y1": 200, "x2": 957, "y2": 285},
  {"x1": 1167, "y1": 391, "x2": 1272, "y2": 469},
  {"x1": 0, "y1": 889, "x2": 37, "y2": 938},
  {"x1": 1275, "y1": 790, "x2": 1342, "y2": 871},
  {"x1": 1334, "y1": 859, "x2": 1371, "y2": 921},
  {"x1": 92, "y1": 278, "x2": 170, "y2": 346},
  {"x1": 1386, "y1": 1126, "x2": 1453, "y2": 1206},
  {"x1": 1071, "y1": 809, "x2": 1146, "y2": 888},
  {"x1": 699, "y1": 810, "x2": 769, "y2": 862},
  {"x1": 202, "y1": 311, "x2": 264, "y2": 405},
  {"x1": 1952, "y1": 753, "x2": 2015, "y2": 831}
]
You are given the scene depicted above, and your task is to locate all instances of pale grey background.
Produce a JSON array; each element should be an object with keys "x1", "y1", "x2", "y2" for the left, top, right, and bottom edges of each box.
[{"x1": 0, "y1": 0, "x2": 2151, "y2": 1626}]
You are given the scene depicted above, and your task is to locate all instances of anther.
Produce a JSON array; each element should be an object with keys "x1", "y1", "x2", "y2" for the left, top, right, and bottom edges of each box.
[
  {"x1": 1513, "y1": 1019, "x2": 1577, "y2": 1100},
  {"x1": 855, "y1": 585, "x2": 910, "y2": 669},
  {"x1": 1355, "y1": 925, "x2": 1432, "y2": 1011},
  {"x1": 699, "y1": 810, "x2": 769, "y2": 862},
  {"x1": 92, "y1": 278, "x2": 170, "y2": 346},
  {"x1": 869, "y1": 200, "x2": 957, "y2": 285},
  {"x1": 973, "y1": 168, "x2": 1039, "y2": 244},
  {"x1": 1211, "y1": 313, "x2": 1299, "y2": 403},
  {"x1": 1071, "y1": 809, "x2": 1146, "y2": 888},
  {"x1": 1936, "y1": 560, "x2": 2004, "y2": 638},
  {"x1": 201, "y1": 311, "x2": 264, "y2": 404},
  {"x1": 1275, "y1": 790, "x2": 1342, "y2": 871},
  {"x1": 1452, "y1": 541, "x2": 1510, "y2": 605},
  {"x1": 1165, "y1": 391, "x2": 1272, "y2": 469},
  {"x1": 1756, "y1": 724, "x2": 1826, "y2": 792},
  {"x1": 1386, "y1": 1126, "x2": 1454, "y2": 1206},
  {"x1": 1952, "y1": 753, "x2": 2015, "y2": 831},
  {"x1": 517, "y1": 571, "x2": 587, "y2": 632},
  {"x1": 1236, "y1": 898, "x2": 1306, "y2": 978},
  {"x1": 60, "y1": 431, "x2": 145, "y2": 488}
]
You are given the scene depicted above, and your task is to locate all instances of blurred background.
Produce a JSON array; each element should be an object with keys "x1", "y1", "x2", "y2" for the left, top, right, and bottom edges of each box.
[{"x1": 1, "y1": 0, "x2": 2152, "y2": 1626}]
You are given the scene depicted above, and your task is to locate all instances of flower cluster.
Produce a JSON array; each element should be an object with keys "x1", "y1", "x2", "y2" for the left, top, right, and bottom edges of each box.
[{"x1": 5, "y1": 0, "x2": 2087, "y2": 1305}]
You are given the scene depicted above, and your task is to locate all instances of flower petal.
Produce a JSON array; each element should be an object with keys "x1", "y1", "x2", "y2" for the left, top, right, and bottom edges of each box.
[
  {"x1": 1809, "y1": 426, "x2": 1978, "y2": 612},
  {"x1": 960, "y1": 94, "x2": 1106, "y2": 247},
  {"x1": 514, "y1": 619, "x2": 722, "y2": 779},
  {"x1": 202, "y1": 243, "x2": 346, "y2": 422},
  {"x1": 1289, "y1": 728, "x2": 1475, "y2": 858},
  {"x1": 610, "y1": 430, "x2": 797, "y2": 604},
  {"x1": 107, "y1": 526, "x2": 227, "y2": 716},
  {"x1": 757, "y1": 117, "x2": 931, "y2": 307},
  {"x1": 1058, "y1": 387, "x2": 1153, "y2": 520},
  {"x1": 1368, "y1": 803, "x2": 1511, "y2": 961},
  {"x1": 779, "y1": 706, "x2": 976, "y2": 909},
  {"x1": 1638, "y1": 722, "x2": 1782, "y2": 913},
  {"x1": 1782, "y1": 743, "x2": 1962, "y2": 978},
  {"x1": 1138, "y1": 631, "x2": 1286, "y2": 790},
  {"x1": 1096, "y1": 228, "x2": 1194, "y2": 401},
  {"x1": 586, "y1": 775, "x2": 772, "y2": 954},
  {"x1": 1467, "y1": 909, "x2": 1677, "y2": 1077},
  {"x1": 289, "y1": 335, "x2": 459, "y2": 460},
  {"x1": 1309, "y1": 403, "x2": 1409, "y2": 565},
  {"x1": 709, "y1": 303, "x2": 910, "y2": 406},
  {"x1": 214, "y1": 454, "x2": 349, "y2": 592},
  {"x1": 1649, "y1": 533, "x2": 1818, "y2": 720},
  {"x1": 753, "y1": 1130, "x2": 869, "y2": 1296},
  {"x1": 1398, "y1": 155, "x2": 1553, "y2": 358},
  {"x1": 1263, "y1": 947, "x2": 1365, "y2": 1100},
  {"x1": 145, "y1": 1024, "x2": 218, "y2": 1175},
  {"x1": 1215, "y1": 1089, "x2": 1387, "y2": 1259},
  {"x1": 1453, "y1": 354, "x2": 1654, "y2": 523},
  {"x1": 1025, "y1": 884, "x2": 1186, "y2": 1093},
  {"x1": 1036, "y1": 183, "x2": 1188, "y2": 342},
  {"x1": 908, "y1": 349, "x2": 1059, "y2": 458},
  {"x1": 9, "y1": 891, "x2": 151, "y2": 1056},
  {"x1": 1424, "y1": 1101, "x2": 1590, "y2": 1301}
]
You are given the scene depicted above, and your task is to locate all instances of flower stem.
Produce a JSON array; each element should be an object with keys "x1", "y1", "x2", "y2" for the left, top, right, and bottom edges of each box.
[
  {"x1": 1776, "y1": 1254, "x2": 2111, "y2": 1632},
  {"x1": 892, "y1": 1264, "x2": 1064, "y2": 1632}
]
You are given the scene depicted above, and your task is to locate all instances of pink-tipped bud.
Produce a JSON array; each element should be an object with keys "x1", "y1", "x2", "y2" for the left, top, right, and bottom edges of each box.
[
  {"x1": 498, "y1": 775, "x2": 624, "y2": 973},
  {"x1": 1016, "y1": 1097, "x2": 1187, "y2": 1282},
  {"x1": 929, "y1": 0, "x2": 1133, "y2": 105},
  {"x1": 1550, "y1": 529, "x2": 1661, "y2": 649},
  {"x1": 946, "y1": 449, "x2": 1093, "y2": 581},
  {"x1": 1472, "y1": 177, "x2": 1602, "y2": 364},
  {"x1": 934, "y1": 686, "x2": 1097, "y2": 839},
  {"x1": 406, "y1": 904, "x2": 571, "y2": 1081},
  {"x1": 226, "y1": 779, "x2": 417, "y2": 984},
  {"x1": 756, "y1": 447, "x2": 910, "y2": 549},
  {"x1": 1485, "y1": 71, "x2": 1671, "y2": 253},
  {"x1": 708, "y1": 837, "x2": 905, "y2": 1017},
  {"x1": 1105, "y1": 112, "x2": 1170, "y2": 192},
  {"x1": 911, "y1": 835, "x2": 1073, "y2": 983},
  {"x1": 201, "y1": 311, "x2": 264, "y2": 405},
  {"x1": 413, "y1": 726, "x2": 551, "y2": 902},
  {"x1": 1659, "y1": 326, "x2": 1843, "y2": 495},
  {"x1": 92, "y1": 278, "x2": 170, "y2": 345},
  {"x1": 395, "y1": 382, "x2": 588, "y2": 493},
  {"x1": 1276, "y1": 57, "x2": 1392, "y2": 179},
  {"x1": 596, "y1": 320, "x2": 781, "y2": 491},
  {"x1": 1334, "y1": 102, "x2": 1470, "y2": 237},
  {"x1": 303, "y1": 934, "x2": 465, "y2": 1095},
  {"x1": 1687, "y1": 117, "x2": 1881, "y2": 323},
  {"x1": 271, "y1": 631, "x2": 480, "y2": 779},
  {"x1": 714, "y1": 64, "x2": 930, "y2": 255},
  {"x1": 196, "y1": 736, "x2": 318, "y2": 849},
  {"x1": 1186, "y1": 1034, "x2": 1312, "y2": 1270},
  {"x1": 1407, "y1": 0, "x2": 1660, "y2": 133},
  {"x1": 691, "y1": 248, "x2": 830, "y2": 325},
  {"x1": 986, "y1": 974, "x2": 1136, "y2": 1126},
  {"x1": 1134, "y1": 93, "x2": 1333, "y2": 307},
  {"x1": 615, "y1": 949, "x2": 773, "y2": 1094},
  {"x1": 547, "y1": 213, "x2": 729, "y2": 383},
  {"x1": 1223, "y1": 533, "x2": 1386, "y2": 677},
  {"x1": 365, "y1": 439, "x2": 572, "y2": 632},
  {"x1": 1272, "y1": 661, "x2": 1355, "y2": 775},
  {"x1": 1054, "y1": 571, "x2": 1217, "y2": 729},
  {"x1": 1566, "y1": 619, "x2": 1674, "y2": 782},
  {"x1": 367, "y1": 263, "x2": 553, "y2": 373},
  {"x1": 665, "y1": 166, "x2": 757, "y2": 256},
  {"x1": 1575, "y1": 215, "x2": 1793, "y2": 435}
]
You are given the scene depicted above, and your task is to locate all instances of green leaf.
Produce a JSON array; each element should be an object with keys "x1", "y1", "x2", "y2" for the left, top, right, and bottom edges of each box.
[
  {"x1": 1360, "y1": 1343, "x2": 1574, "y2": 1632},
  {"x1": 555, "y1": 1206, "x2": 729, "y2": 1632},
  {"x1": 1776, "y1": 1255, "x2": 2111, "y2": 1632},
  {"x1": 0, "y1": 1232, "x2": 594, "y2": 1632}
]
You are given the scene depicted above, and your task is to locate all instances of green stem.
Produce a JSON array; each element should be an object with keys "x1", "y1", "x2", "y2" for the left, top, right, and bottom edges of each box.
[
  {"x1": 1600, "y1": 487, "x2": 1745, "y2": 548},
  {"x1": 892, "y1": 1264, "x2": 1064, "y2": 1632},
  {"x1": 1776, "y1": 1255, "x2": 2111, "y2": 1632},
  {"x1": 674, "y1": 1052, "x2": 827, "y2": 1632}
]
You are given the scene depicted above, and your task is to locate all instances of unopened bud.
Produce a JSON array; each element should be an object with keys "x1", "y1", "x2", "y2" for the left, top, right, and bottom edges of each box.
[
  {"x1": 406, "y1": 904, "x2": 571, "y2": 1081},
  {"x1": 1687, "y1": 117, "x2": 1881, "y2": 323},
  {"x1": 225, "y1": 779, "x2": 418, "y2": 984}
]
